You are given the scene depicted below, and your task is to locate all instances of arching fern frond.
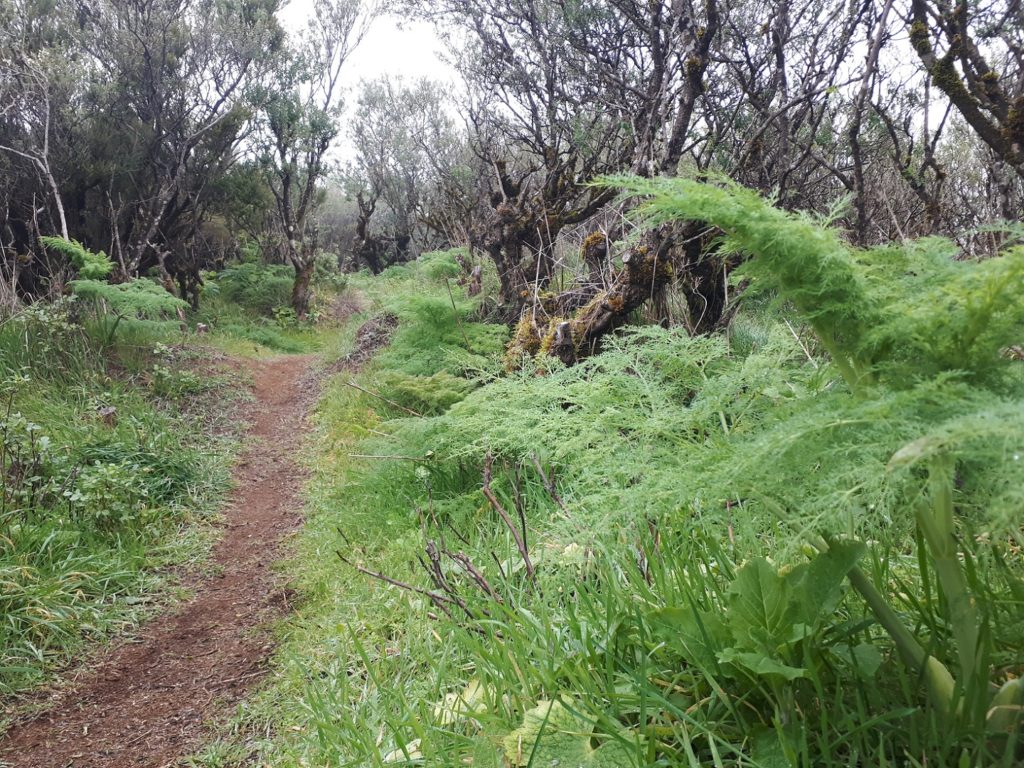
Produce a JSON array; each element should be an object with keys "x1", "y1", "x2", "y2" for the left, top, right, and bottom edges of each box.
[
  {"x1": 38, "y1": 236, "x2": 114, "y2": 280},
  {"x1": 601, "y1": 175, "x2": 1024, "y2": 391},
  {"x1": 69, "y1": 279, "x2": 187, "y2": 319}
]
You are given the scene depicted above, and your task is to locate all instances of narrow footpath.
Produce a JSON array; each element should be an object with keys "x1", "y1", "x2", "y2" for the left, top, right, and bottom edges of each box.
[{"x1": 0, "y1": 355, "x2": 315, "y2": 768}]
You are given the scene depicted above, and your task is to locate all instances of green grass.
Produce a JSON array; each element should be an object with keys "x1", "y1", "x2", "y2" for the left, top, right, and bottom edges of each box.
[
  {"x1": 0, "y1": 301, "x2": 243, "y2": 702},
  {"x1": 0, "y1": 254, "x2": 347, "y2": 716},
  {"x1": 199, "y1": 230, "x2": 1024, "y2": 767},
  {"x1": 195, "y1": 295, "x2": 323, "y2": 357},
  {"x1": 194, "y1": 257, "x2": 347, "y2": 357}
]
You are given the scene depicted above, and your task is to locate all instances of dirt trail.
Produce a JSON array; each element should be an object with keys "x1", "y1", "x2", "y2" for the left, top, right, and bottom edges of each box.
[{"x1": 0, "y1": 354, "x2": 316, "y2": 768}]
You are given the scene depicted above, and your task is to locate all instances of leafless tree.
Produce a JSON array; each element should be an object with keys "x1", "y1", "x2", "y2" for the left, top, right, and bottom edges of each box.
[
  {"x1": 0, "y1": 54, "x2": 68, "y2": 239},
  {"x1": 908, "y1": 0, "x2": 1024, "y2": 179}
]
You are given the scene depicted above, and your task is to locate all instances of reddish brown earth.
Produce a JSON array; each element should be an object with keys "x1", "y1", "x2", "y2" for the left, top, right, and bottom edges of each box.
[
  {"x1": 0, "y1": 354, "x2": 316, "y2": 768},
  {"x1": 328, "y1": 311, "x2": 397, "y2": 372}
]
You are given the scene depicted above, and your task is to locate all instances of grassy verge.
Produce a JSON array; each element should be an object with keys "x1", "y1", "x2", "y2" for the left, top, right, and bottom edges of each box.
[
  {"x1": 196, "y1": 294, "x2": 323, "y2": 357},
  {"x1": 0, "y1": 300, "x2": 246, "y2": 709}
]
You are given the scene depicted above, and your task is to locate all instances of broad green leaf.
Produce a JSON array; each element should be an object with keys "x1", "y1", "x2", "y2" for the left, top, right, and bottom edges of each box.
[
  {"x1": 727, "y1": 558, "x2": 795, "y2": 650},
  {"x1": 784, "y1": 622, "x2": 814, "y2": 644},
  {"x1": 987, "y1": 678, "x2": 1024, "y2": 732},
  {"x1": 831, "y1": 642, "x2": 883, "y2": 679},
  {"x1": 797, "y1": 540, "x2": 865, "y2": 624},
  {"x1": 649, "y1": 606, "x2": 728, "y2": 668},
  {"x1": 502, "y1": 700, "x2": 636, "y2": 767},
  {"x1": 751, "y1": 727, "x2": 798, "y2": 768},
  {"x1": 718, "y1": 648, "x2": 808, "y2": 682}
]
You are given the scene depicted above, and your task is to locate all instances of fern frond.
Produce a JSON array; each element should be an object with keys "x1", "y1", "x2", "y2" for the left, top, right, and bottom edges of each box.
[
  {"x1": 38, "y1": 236, "x2": 114, "y2": 280},
  {"x1": 69, "y1": 279, "x2": 187, "y2": 319},
  {"x1": 601, "y1": 175, "x2": 1024, "y2": 390}
]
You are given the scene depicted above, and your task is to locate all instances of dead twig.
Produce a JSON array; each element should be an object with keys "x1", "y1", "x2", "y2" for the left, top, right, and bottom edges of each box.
[
  {"x1": 531, "y1": 453, "x2": 568, "y2": 514},
  {"x1": 336, "y1": 550, "x2": 456, "y2": 619},
  {"x1": 491, "y1": 551, "x2": 508, "y2": 581},
  {"x1": 449, "y1": 550, "x2": 503, "y2": 603},
  {"x1": 784, "y1": 319, "x2": 819, "y2": 369},
  {"x1": 420, "y1": 543, "x2": 474, "y2": 619},
  {"x1": 482, "y1": 452, "x2": 535, "y2": 582},
  {"x1": 443, "y1": 514, "x2": 472, "y2": 548},
  {"x1": 344, "y1": 379, "x2": 422, "y2": 417}
]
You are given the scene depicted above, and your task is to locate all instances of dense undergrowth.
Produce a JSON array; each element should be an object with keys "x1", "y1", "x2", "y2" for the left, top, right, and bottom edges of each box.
[
  {"x1": 201, "y1": 182, "x2": 1023, "y2": 767},
  {"x1": 0, "y1": 295, "x2": 243, "y2": 702},
  {"x1": 195, "y1": 257, "x2": 346, "y2": 356}
]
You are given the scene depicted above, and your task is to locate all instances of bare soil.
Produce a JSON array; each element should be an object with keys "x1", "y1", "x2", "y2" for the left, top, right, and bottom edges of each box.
[
  {"x1": 0, "y1": 354, "x2": 316, "y2": 768},
  {"x1": 329, "y1": 311, "x2": 398, "y2": 372}
]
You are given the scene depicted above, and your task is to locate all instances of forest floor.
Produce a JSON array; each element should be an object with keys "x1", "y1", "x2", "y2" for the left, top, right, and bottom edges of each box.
[{"x1": 0, "y1": 353, "x2": 317, "y2": 768}]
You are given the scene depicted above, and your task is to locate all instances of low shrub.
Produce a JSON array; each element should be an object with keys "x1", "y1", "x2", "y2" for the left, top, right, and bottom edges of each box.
[
  {"x1": 237, "y1": 180, "x2": 1024, "y2": 767},
  {"x1": 214, "y1": 262, "x2": 294, "y2": 316},
  {"x1": 376, "y1": 371, "x2": 476, "y2": 416},
  {"x1": 418, "y1": 248, "x2": 465, "y2": 281},
  {"x1": 378, "y1": 294, "x2": 508, "y2": 377}
]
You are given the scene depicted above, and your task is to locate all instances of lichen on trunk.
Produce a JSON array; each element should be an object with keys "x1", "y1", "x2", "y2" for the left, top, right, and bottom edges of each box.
[{"x1": 505, "y1": 239, "x2": 673, "y2": 369}]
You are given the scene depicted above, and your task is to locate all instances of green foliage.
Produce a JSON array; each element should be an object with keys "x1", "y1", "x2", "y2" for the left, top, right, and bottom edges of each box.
[
  {"x1": 654, "y1": 542, "x2": 869, "y2": 687},
  {"x1": 418, "y1": 248, "x2": 465, "y2": 280},
  {"x1": 214, "y1": 262, "x2": 294, "y2": 316},
  {"x1": 314, "y1": 251, "x2": 347, "y2": 290},
  {"x1": 603, "y1": 175, "x2": 1024, "y2": 745},
  {"x1": 71, "y1": 278, "x2": 187, "y2": 317},
  {"x1": 0, "y1": 299, "x2": 101, "y2": 381},
  {"x1": 604, "y1": 176, "x2": 873, "y2": 384},
  {"x1": 395, "y1": 324, "x2": 815, "y2": 539},
  {"x1": 32, "y1": 237, "x2": 184, "y2": 349},
  {"x1": 67, "y1": 459, "x2": 154, "y2": 528},
  {"x1": 348, "y1": 250, "x2": 510, "y2": 415},
  {"x1": 376, "y1": 371, "x2": 475, "y2": 415},
  {"x1": 605, "y1": 175, "x2": 1024, "y2": 389},
  {"x1": 0, "y1": 318, "x2": 235, "y2": 695},
  {"x1": 220, "y1": 187, "x2": 1024, "y2": 767},
  {"x1": 377, "y1": 292, "x2": 508, "y2": 377},
  {"x1": 196, "y1": 258, "x2": 344, "y2": 355},
  {"x1": 150, "y1": 364, "x2": 206, "y2": 399},
  {"x1": 70, "y1": 277, "x2": 188, "y2": 346},
  {"x1": 216, "y1": 322, "x2": 311, "y2": 353},
  {"x1": 39, "y1": 235, "x2": 114, "y2": 279}
]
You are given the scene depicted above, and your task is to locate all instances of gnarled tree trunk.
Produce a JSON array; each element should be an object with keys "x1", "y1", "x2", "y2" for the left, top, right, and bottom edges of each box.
[
  {"x1": 291, "y1": 259, "x2": 316, "y2": 318},
  {"x1": 505, "y1": 237, "x2": 673, "y2": 369}
]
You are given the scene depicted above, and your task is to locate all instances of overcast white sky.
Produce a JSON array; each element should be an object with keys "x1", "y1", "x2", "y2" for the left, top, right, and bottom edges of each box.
[
  {"x1": 278, "y1": 3, "x2": 456, "y2": 83},
  {"x1": 276, "y1": 3, "x2": 459, "y2": 163},
  {"x1": 347, "y1": 18, "x2": 456, "y2": 84}
]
